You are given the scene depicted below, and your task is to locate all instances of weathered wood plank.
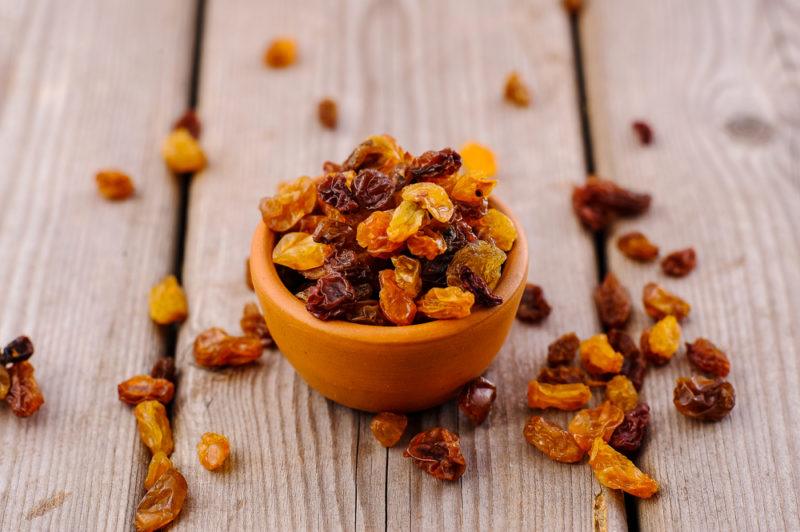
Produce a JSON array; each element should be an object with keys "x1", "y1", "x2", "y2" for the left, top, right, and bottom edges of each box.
[
  {"x1": 582, "y1": 0, "x2": 800, "y2": 529},
  {"x1": 0, "y1": 0, "x2": 195, "y2": 529}
]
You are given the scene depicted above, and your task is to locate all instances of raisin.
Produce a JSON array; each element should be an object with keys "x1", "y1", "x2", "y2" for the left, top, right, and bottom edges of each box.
[
  {"x1": 516, "y1": 283, "x2": 551, "y2": 324},
  {"x1": 323, "y1": 161, "x2": 342, "y2": 173},
  {"x1": 455, "y1": 198, "x2": 489, "y2": 223},
  {"x1": 117, "y1": 375, "x2": 175, "y2": 405},
  {"x1": 318, "y1": 98, "x2": 338, "y2": 129},
  {"x1": 450, "y1": 172, "x2": 497, "y2": 204},
  {"x1": 96, "y1": 170, "x2": 135, "y2": 200},
  {"x1": 403, "y1": 428, "x2": 466, "y2": 481},
  {"x1": 547, "y1": 332, "x2": 580, "y2": 366},
  {"x1": 417, "y1": 286, "x2": 474, "y2": 319},
  {"x1": 172, "y1": 109, "x2": 201, "y2": 139},
  {"x1": 342, "y1": 135, "x2": 406, "y2": 174},
  {"x1": 504, "y1": 71, "x2": 531, "y2": 107},
  {"x1": 580, "y1": 334, "x2": 624, "y2": 375},
  {"x1": 673, "y1": 376, "x2": 735, "y2": 421},
  {"x1": 608, "y1": 403, "x2": 650, "y2": 454},
  {"x1": 588, "y1": 438, "x2": 659, "y2": 498},
  {"x1": 318, "y1": 172, "x2": 359, "y2": 213},
  {"x1": 370, "y1": 412, "x2": 408, "y2": 447},
  {"x1": 641, "y1": 315, "x2": 681, "y2": 365},
  {"x1": 134, "y1": 400, "x2": 173, "y2": 455},
  {"x1": 536, "y1": 365, "x2": 586, "y2": 385},
  {"x1": 1, "y1": 336, "x2": 34, "y2": 366},
  {"x1": 0, "y1": 366, "x2": 9, "y2": 401},
  {"x1": 305, "y1": 271, "x2": 358, "y2": 320},
  {"x1": 631, "y1": 121, "x2": 653, "y2": 145},
  {"x1": 148, "y1": 275, "x2": 188, "y2": 325},
  {"x1": 162, "y1": 128, "x2": 206, "y2": 174},
  {"x1": 134, "y1": 468, "x2": 188, "y2": 532},
  {"x1": 458, "y1": 266, "x2": 502, "y2": 307},
  {"x1": 272, "y1": 232, "x2": 331, "y2": 271},
  {"x1": 240, "y1": 302, "x2": 274, "y2": 348},
  {"x1": 259, "y1": 176, "x2": 318, "y2": 232},
  {"x1": 193, "y1": 328, "x2": 264, "y2": 367},
  {"x1": 378, "y1": 270, "x2": 417, "y2": 325},
  {"x1": 527, "y1": 381, "x2": 591, "y2": 410},
  {"x1": 407, "y1": 229, "x2": 447, "y2": 260},
  {"x1": 642, "y1": 282, "x2": 691, "y2": 321},
  {"x1": 263, "y1": 37, "x2": 297, "y2": 68},
  {"x1": 523, "y1": 416, "x2": 585, "y2": 463},
  {"x1": 391, "y1": 255, "x2": 422, "y2": 298},
  {"x1": 661, "y1": 248, "x2": 697, "y2": 277},
  {"x1": 608, "y1": 330, "x2": 647, "y2": 391},
  {"x1": 347, "y1": 300, "x2": 388, "y2": 325},
  {"x1": 474, "y1": 209, "x2": 517, "y2": 251},
  {"x1": 353, "y1": 168, "x2": 395, "y2": 210},
  {"x1": 605, "y1": 375, "x2": 638, "y2": 413},
  {"x1": 459, "y1": 142, "x2": 497, "y2": 177},
  {"x1": 408, "y1": 148, "x2": 462, "y2": 182},
  {"x1": 5, "y1": 361, "x2": 44, "y2": 417},
  {"x1": 387, "y1": 200, "x2": 426, "y2": 243},
  {"x1": 144, "y1": 451, "x2": 173, "y2": 490},
  {"x1": 686, "y1": 338, "x2": 730, "y2": 377},
  {"x1": 312, "y1": 218, "x2": 355, "y2": 247},
  {"x1": 401, "y1": 182, "x2": 454, "y2": 223},
  {"x1": 594, "y1": 273, "x2": 631, "y2": 329},
  {"x1": 617, "y1": 231, "x2": 659, "y2": 262},
  {"x1": 458, "y1": 376, "x2": 497, "y2": 426},
  {"x1": 356, "y1": 210, "x2": 404, "y2": 257},
  {"x1": 572, "y1": 177, "x2": 651, "y2": 231},
  {"x1": 197, "y1": 432, "x2": 231, "y2": 471},
  {"x1": 568, "y1": 401, "x2": 625, "y2": 451},
  {"x1": 150, "y1": 357, "x2": 176, "y2": 383},
  {"x1": 445, "y1": 241, "x2": 505, "y2": 291}
]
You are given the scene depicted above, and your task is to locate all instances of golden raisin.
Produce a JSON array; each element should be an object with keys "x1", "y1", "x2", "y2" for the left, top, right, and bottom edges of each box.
[
  {"x1": 686, "y1": 338, "x2": 730, "y2": 377},
  {"x1": 0, "y1": 366, "x2": 9, "y2": 401},
  {"x1": 370, "y1": 412, "x2": 408, "y2": 448},
  {"x1": 134, "y1": 400, "x2": 173, "y2": 456},
  {"x1": 446, "y1": 240, "x2": 506, "y2": 290},
  {"x1": 417, "y1": 287, "x2": 474, "y2": 319},
  {"x1": 401, "y1": 183, "x2": 454, "y2": 223},
  {"x1": 605, "y1": 375, "x2": 639, "y2": 413},
  {"x1": 588, "y1": 438, "x2": 659, "y2": 498},
  {"x1": 272, "y1": 232, "x2": 330, "y2": 270},
  {"x1": 5, "y1": 361, "x2": 45, "y2": 417},
  {"x1": 504, "y1": 71, "x2": 531, "y2": 107},
  {"x1": 527, "y1": 381, "x2": 591, "y2": 411},
  {"x1": 259, "y1": 176, "x2": 318, "y2": 232},
  {"x1": 378, "y1": 270, "x2": 417, "y2": 325},
  {"x1": 356, "y1": 210, "x2": 404, "y2": 257},
  {"x1": 459, "y1": 142, "x2": 497, "y2": 177},
  {"x1": 117, "y1": 375, "x2": 175, "y2": 405},
  {"x1": 580, "y1": 334, "x2": 624, "y2": 375},
  {"x1": 96, "y1": 169, "x2": 135, "y2": 200},
  {"x1": 387, "y1": 200, "x2": 426, "y2": 243},
  {"x1": 240, "y1": 302, "x2": 273, "y2": 348},
  {"x1": 404, "y1": 428, "x2": 466, "y2": 481},
  {"x1": 523, "y1": 415, "x2": 585, "y2": 463},
  {"x1": 450, "y1": 172, "x2": 498, "y2": 204},
  {"x1": 263, "y1": 37, "x2": 297, "y2": 68},
  {"x1": 474, "y1": 209, "x2": 517, "y2": 252},
  {"x1": 641, "y1": 315, "x2": 681, "y2": 365},
  {"x1": 134, "y1": 468, "x2": 188, "y2": 532},
  {"x1": 318, "y1": 98, "x2": 338, "y2": 129},
  {"x1": 642, "y1": 282, "x2": 691, "y2": 321},
  {"x1": 617, "y1": 231, "x2": 659, "y2": 262},
  {"x1": 407, "y1": 229, "x2": 447, "y2": 260},
  {"x1": 144, "y1": 452, "x2": 172, "y2": 490},
  {"x1": 193, "y1": 327, "x2": 264, "y2": 368},
  {"x1": 568, "y1": 401, "x2": 625, "y2": 451},
  {"x1": 148, "y1": 275, "x2": 188, "y2": 325},
  {"x1": 197, "y1": 432, "x2": 231, "y2": 471},
  {"x1": 162, "y1": 128, "x2": 206, "y2": 174},
  {"x1": 391, "y1": 255, "x2": 422, "y2": 298}
]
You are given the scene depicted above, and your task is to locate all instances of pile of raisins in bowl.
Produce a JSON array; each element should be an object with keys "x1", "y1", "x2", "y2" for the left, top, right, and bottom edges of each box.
[{"x1": 259, "y1": 135, "x2": 517, "y2": 325}]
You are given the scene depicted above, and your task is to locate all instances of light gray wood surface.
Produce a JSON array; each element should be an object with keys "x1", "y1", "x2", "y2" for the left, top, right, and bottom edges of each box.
[
  {"x1": 0, "y1": 0, "x2": 194, "y2": 529},
  {"x1": 582, "y1": 0, "x2": 800, "y2": 529}
]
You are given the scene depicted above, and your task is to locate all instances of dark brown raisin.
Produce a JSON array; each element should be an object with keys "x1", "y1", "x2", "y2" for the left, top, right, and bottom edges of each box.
[
  {"x1": 173, "y1": 109, "x2": 201, "y2": 139},
  {"x1": 536, "y1": 365, "x2": 586, "y2": 385},
  {"x1": 608, "y1": 403, "x2": 650, "y2": 453},
  {"x1": 318, "y1": 98, "x2": 338, "y2": 129},
  {"x1": 459, "y1": 267, "x2": 502, "y2": 307},
  {"x1": 516, "y1": 283, "x2": 551, "y2": 324},
  {"x1": 572, "y1": 177, "x2": 651, "y2": 231},
  {"x1": 403, "y1": 428, "x2": 466, "y2": 481},
  {"x1": 673, "y1": 375, "x2": 735, "y2": 421},
  {"x1": 686, "y1": 338, "x2": 730, "y2": 377},
  {"x1": 305, "y1": 272, "x2": 356, "y2": 320},
  {"x1": 353, "y1": 169, "x2": 395, "y2": 210},
  {"x1": 609, "y1": 329, "x2": 647, "y2": 391},
  {"x1": 1, "y1": 336, "x2": 34, "y2": 366},
  {"x1": 150, "y1": 357, "x2": 176, "y2": 383},
  {"x1": 408, "y1": 149, "x2": 461, "y2": 182},
  {"x1": 661, "y1": 248, "x2": 696, "y2": 277},
  {"x1": 318, "y1": 172, "x2": 359, "y2": 213},
  {"x1": 547, "y1": 332, "x2": 580, "y2": 367},
  {"x1": 458, "y1": 376, "x2": 497, "y2": 426},
  {"x1": 312, "y1": 218, "x2": 355, "y2": 247},
  {"x1": 593, "y1": 273, "x2": 631, "y2": 329},
  {"x1": 631, "y1": 121, "x2": 653, "y2": 145}
]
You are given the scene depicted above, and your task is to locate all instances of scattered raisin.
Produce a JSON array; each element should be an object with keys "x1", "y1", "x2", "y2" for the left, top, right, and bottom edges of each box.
[
  {"x1": 631, "y1": 121, "x2": 653, "y2": 145},
  {"x1": 588, "y1": 438, "x2": 658, "y2": 498},
  {"x1": 504, "y1": 71, "x2": 531, "y2": 107},
  {"x1": 264, "y1": 37, "x2": 297, "y2": 68},
  {"x1": 605, "y1": 375, "x2": 638, "y2": 413},
  {"x1": 193, "y1": 328, "x2": 263, "y2": 368},
  {"x1": 609, "y1": 330, "x2": 647, "y2": 391},
  {"x1": 594, "y1": 273, "x2": 631, "y2": 329},
  {"x1": 568, "y1": 401, "x2": 625, "y2": 451},
  {"x1": 148, "y1": 275, "x2": 188, "y2": 325},
  {"x1": 118, "y1": 375, "x2": 175, "y2": 405},
  {"x1": 134, "y1": 400, "x2": 173, "y2": 455},
  {"x1": 608, "y1": 403, "x2": 650, "y2": 454},
  {"x1": 134, "y1": 468, "x2": 188, "y2": 532},
  {"x1": 197, "y1": 432, "x2": 231, "y2": 471},
  {"x1": 537, "y1": 365, "x2": 586, "y2": 385},
  {"x1": 641, "y1": 315, "x2": 681, "y2": 365},
  {"x1": 162, "y1": 128, "x2": 206, "y2": 174},
  {"x1": 144, "y1": 452, "x2": 173, "y2": 490},
  {"x1": 1, "y1": 336, "x2": 34, "y2": 366},
  {"x1": 458, "y1": 376, "x2": 497, "y2": 426},
  {"x1": 580, "y1": 334, "x2": 624, "y2": 375},
  {"x1": 547, "y1": 332, "x2": 580, "y2": 367},
  {"x1": 572, "y1": 177, "x2": 651, "y2": 231},
  {"x1": 172, "y1": 109, "x2": 201, "y2": 139},
  {"x1": 459, "y1": 266, "x2": 502, "y2": 307},
  {"x1": 240, "y1": 302, "x2": 274, "y2": 348},
  {"x1": 523, "y1": 416, "x2": 584, "y2": 463},
  {"x1": 673, "y1": 375, "x2": 735, "y2": 421},
  {"x1": 150, "y1": 357, "x2": 176, "y2": 383},
  {"x1": 404, "y1": 428, "x2": 466, "y2": 481},
  {"x1": 617, "y1": 231, "x2": 659, "y2": 262},
  {"x1": 370, "y1": 412, "x2": 408, "y2": 447},
  {"x1": 686, "y1": 338, "x2": 730, "y2": 377},
  {"x1": 527, "y1": 381, "x2": 591, "y2": 411},
  {"x1": 96, "y1": 170, "x2": 135, "y2": 200},
  {"x1": 661, "y1": 248, "x2": 697, "y2": 277},
  {"x1": 318, "y1": 98, "x2": 338, "y2": 129},
  {"x1": 5, "y1": 361, "x2": 44, "y2": 417},
  {"x1": 642, "y1": 282, "x2": 691, "y2": 321},
  {"x1": 516, "y1": 283, "x2": 551, "y2": 324}
]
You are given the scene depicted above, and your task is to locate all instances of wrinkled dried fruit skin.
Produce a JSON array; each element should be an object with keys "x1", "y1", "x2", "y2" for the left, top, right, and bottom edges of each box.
[
  {"x1": 661, "y1": 248, "x2": 697, "y2": 277},
  {"x1": 318, "y1": 172, "x2": 359, "y2": 213},
  {"x1": 240, "y1": 302, "x2": 274, "y2": 348},
  {"x1": 609, "y1": 330, "x2": 647, "y2": 391},
  {"x1": 197, "y1": 432, "x2": 231, "y2": 471},
  {"x1": 407, "y1": 229, "x2": 447, "y2": 260},
  {"x1": 686, "y1": 338, "x2": 730, "y2": 377},
  {"x1": 134, "y1": 468, "x2": 188, "y2": 532},
  {"x1": 450, "y1": 172, "x2": 497, "y2": 204},
  {"x1": 347, "y1": 300, "x2": 388, "y2": 325},
  {"x1": 504, "y1": 71, "x2": 531, "y2": 106},
  {"x1": 446, "y1": 240, "x2": 506, "y2": 290},
  {"x1": 459, "y1": 267, "x2": 502, "y2": 307},
  {"x1": 387, "y1": 200, "x2": 426, "y2": 242},
  {"x1": 572, "y1": 177, "x2": 651, "y2": 231},
  {"x1": 0, "y1": 366, "x2": 9, "y2": 401},
  {"x1": 356, "y1": 210, "x2": 404, "y2": 257},
  {"x1": 617, "y1": 231, "x2": 658, "y2": 261},
  {"x1": 391, "y1": 256, "x2": 422, "y2": 298},
  {"x1": 516, "y1": 283, "x2": 551, "y2": 324},
  {"x1": 527, "y1": 381, "x2": 591, "y2": 410},
  {"x1": 379, "y1": 270, "x2": 417, "y2": 325},
  {"x1": 458, "y1": 376, "x2": 497, "y2": 425},
  {"x1": 173, "y1": 109, "x2": 201, "y2": 139},
  {"x1": 193, "y1": 328, "x2": 264, "y2": 367},
  {"x1": 148, "y1": 275, "x2": 188, "y2": 325},
  {"x1": 547, "y1": 332, "x2": 580, "y2": 367},
  {"x1": 272, "y1": 232, "x2": 330, "y2": 271},
  {"x1": 674, "y1": 376, "x2": 735, "y2": 421},
  {"x1": 417, "y1": 286, "x2": 474, "y2": 319},
  {"x1": 536, "y1": 365, "x2": 586, "y2": 385},
  {"x1": 459, "y1": 142, "x2": 497, "y2": 177},
  {"x1": 474, "y1": 209, "x2": 517, "y2": 251},
  {"x1": 580, "y1": 334, "x2": 624, "y2": 375},
  {"x1": 318, "y1": 98, "x2": 337, "y2": 129},
  {"x1": 342, "y1": 134, "x2": 407, "y2": 174},
  {"x1": 401, "y1": 182, "x2": 454, "y2": 222},
  {"x1": 594, "y1": 273, "x2": 631, "y2": 329},
  {"x1": 408, "y1": 148, "x2": 462, "y2": 182},
  {"x1": 568, "y1": 401, "x2": 625, "y2": 451},
  {"x1": 605, "y1": 375, "x2": 639, "y2": 413},
  {"x1": 353, "y1": 168, "x2": 395, "y2": 210},
  {"x1": 96, "y1": 170, "x2": 135, "y2": 200},
  {"x1": 1, "y1": 336, "x2": 34, "y2": 366},
  {"x1": 641, "y1": 315, "x2": 681, "y2": 365},
  {"x1": 145, "y1": 452, "x2": 173, "y2": 490},
  {"x1": 403, "y1": 428, "x2": 466, "y2": 481},
  {"x1": 631, "y1": 121, "x2": 653, "y2": 145},
  {"x1": 609, "y1": 403, "x2": 650, "y2": 454},
  {"x1": 134, "y1": 400, "x2": 173, "y2": 455},
  {"x1": 523, "y1": 416, "x2": 585, "y2": 463},
  {"x1": 589, "y1": 438, "x2": 659, "y2": 498},
  {"x1": 5, "y1": 361, "x2": 44, "y2": 417},
  {"x1": 370, "y1": 412, "x2": 408, "y2": 447},
  {"x1": 150, "y1": 357, "x2": 176, "y2": 382},
  {"x1": 263, "y1": 37, "x2": 297, "y2": 68},
  {"x1": 259, "y1": 176, "x2": 318, "y2": 232},
  {"x1": 162, "y1": 128, "x2": 206, "y2": 174},
  {"x1": 118, "y1": 375, "x2": 175, "y2": 405},
  {"x1": 643, "y1": 282, "x2": 691, "y2": 321}
]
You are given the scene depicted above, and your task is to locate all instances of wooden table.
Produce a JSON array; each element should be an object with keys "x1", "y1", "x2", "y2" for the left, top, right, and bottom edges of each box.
[{"x1": 1, "y1": 0, "x2": 798, "y2": 530}]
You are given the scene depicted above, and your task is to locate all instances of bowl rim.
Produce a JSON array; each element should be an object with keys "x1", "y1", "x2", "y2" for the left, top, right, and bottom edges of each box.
[{"x1": 250, "y1": 196, "x2": 528, "y2": 345}]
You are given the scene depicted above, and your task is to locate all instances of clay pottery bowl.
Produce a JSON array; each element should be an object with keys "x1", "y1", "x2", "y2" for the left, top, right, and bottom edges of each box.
[{"x1": 250, "y1": 196, "x2": 528, "y2": 413}]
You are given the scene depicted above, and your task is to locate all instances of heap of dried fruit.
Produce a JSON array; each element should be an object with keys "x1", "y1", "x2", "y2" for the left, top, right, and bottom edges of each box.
[
  {"x1": 1, "y1": 336, "x2": 44, "y2": 418},
  {"x1": 259, "y1": 136, "x2": 515, "y2": 325}
]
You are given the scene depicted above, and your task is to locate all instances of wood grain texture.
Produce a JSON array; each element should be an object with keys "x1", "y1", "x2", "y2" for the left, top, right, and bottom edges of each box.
[
  {"x1": 0, "y1": 0, "x2": 194, "y2": 529},
  {"x1": 173, "y1": 0, "x2": 626, "y2": 530},
  {"x1": 582, "y1": 0, "x2": 800, "y2": 529}
]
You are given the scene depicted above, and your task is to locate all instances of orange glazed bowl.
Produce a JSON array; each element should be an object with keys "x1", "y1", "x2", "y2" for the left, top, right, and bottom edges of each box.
[{"x1": 250, "y1": 197, "x2": 528, "y2": 413}]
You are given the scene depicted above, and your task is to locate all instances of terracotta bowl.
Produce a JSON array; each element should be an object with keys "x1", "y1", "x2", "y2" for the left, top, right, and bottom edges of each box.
[{"x1": 250, "y1": 197, "x2": 528, "y2": 413}]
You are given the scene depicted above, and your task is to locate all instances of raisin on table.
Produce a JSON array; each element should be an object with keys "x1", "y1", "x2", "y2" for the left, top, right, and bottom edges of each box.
[
  {"x1": 686, "y1": 338, "x2": 730, "y2": 377},
  {"x1": 403, "y1": 427, "x2": 466, "y2": 481},
  {"x1": 594, "y1": 273, "x2": 631, "y2": 329},
  {"x1": 5, "y1": 361, "x2": 45, "y2": 417},
  {"x1": 144, "y1": 452, "x2": 172, "y2": 490},
  {"x1": 641, "y1": 315, "x2": 681, "y2": 365},
  {"x1": 1, "y1": 336, "x2": 34, "y2": 366},
  {"x1": 568, "y1": 401, "x2": 625, "y2": 451},
  {"x1": 617, "y1": 231, "x2": 659, "y2": 262},
  {"x1": 608, "y1": 403, "x2": 650, "y2": 454},
  {"x1": 458, "y1": 376, "x2": 497, "y2": 426},
  {"x1": 547, "y1": 332, "x2": 580, "y2": 367},
  {"x1": 673, "y1": 375, "x2": 735, "y2": 421},
  {"x1": 118, "y1": 375, "x2": 175, "y2": 405},
  {"x1": 134, "y1": 467, "x2": 188, "y2": 532},
  {"x1": 523, "y1": 416, "x2": 584, "y2": 463},
  {"x1": 604, "y1": 375, "x2": 638, "y2": 413},
  {"x1": 516, "y1": 283, "x2": 551, "y2": 324},
  {"x1": 580, "y1": 334, "x2": 624, "y2": 375},
  {"x1": 134, "y1": 400, "x2": 174, "y2": 456},
  {"x1": 643, "y1": 282, "x2": 691, "y2": 321},
  {"x1": 193, "y1": 328, "x2": 263, "y2": 368},
  {"x1": 588, "y1": 438, "x2": 658, "y2": 498},
  {"x1": 527, "y1": 381, "x2": 591, "y2": 410},
  {"x1": 197, "y1": 432, "x2": 231, "y2": 471},
  {"x1": 609, "y1": 329, "x2": 647, "y2": 391},
  {"x1": 536, "y1": 365, "x2": 586, "y2": 385},
  {"x1": 240, "y1": 302, "x2": 274, "y2": 348},
  {"x1": 370, "y1": 412, "x2": 408, "y2": 447},
  {"x1": 661, "y1": 247, "x2": 697, "y2": 277}
]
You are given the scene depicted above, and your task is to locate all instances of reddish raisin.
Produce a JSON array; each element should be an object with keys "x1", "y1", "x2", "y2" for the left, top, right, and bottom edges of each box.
[
  {"x1": 594, "y1": 273, "x2": 631, "y2": 329},
  {"x1": 370, "y1": 412, "x2": 408, "y2": 447},
  {"x1": 609, "y1": 330, "x2": 647, "y2": 391},
  {"x1": 5, "y1": 361, "x2": 45, "y2": 417},
  {"x1": 536, "y1": 365, "x2": 586, "y2": 385},
  {"x1": 631, "y1": 121, "x2": 653, "y2": 145},
  {"x1": 305, "y1": 272, "x2": 357, "y2": 321},
  {"x1": 458, "y1": 376, "x2": 497, "y2": 426},
  {"x1": 404, "y1": 428, "x2": 466, "y2": 481},
  {"x1": 546, "y1": 333, "x2": 580, "y2": 367},
  {"x1": 516, "y1": 283, "x2": 551, "y2": 324},
  {"x1": 318, "y1": 172, "x2": 359, "y2": 213},
  {"x1": 408, "y1": 148, "x2": 461, "y2": 181},
  {"x1": 459, "y1": 267, "x2": 502, "y2": 307},
  {"x1": 572, "y1": 177, "x2": 651, "y2": 231},
  {"x1": 312, "y1": 218, "x2": 355, "y2": 247},
  {"x1": 172, "y1": 109, "x2": 201, "y2": 139},
  {"x1": 661, "y1": 248, "x2": 696, "y2": 277},
  {"x1": 150, "y1": 357, "x2": 176, "y2": 383},
  {"x1": 193, "y1": 328, "x2": 264, "y2": 368},
  {"x1": 352, "y1": 168, "x2": 395, "y2": 210},
  {"x1": 608, "y1": 403, "x2": 650, "y2": 454},
  {"x1": 673, "y1": 375, "x2": 735, "y2": 421},
  {"x1": 686, "y1": 338, "x2": 730, "y2": 377},
  {"x1": 318, "y1": 98, "x2": 338, "y2": 129}
]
